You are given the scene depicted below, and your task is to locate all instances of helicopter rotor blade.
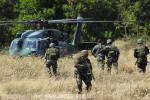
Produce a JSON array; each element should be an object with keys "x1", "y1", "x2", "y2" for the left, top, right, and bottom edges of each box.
[
  {"x1": 0, "y1": 19, "x2": 136, "y2": 24},
  {"x1": 46, "y1": 18, "x2": 94, "y2": 23},
  {"x1": 47, "y1": 20, "x2": 136, "y2": 23},
  {"x1": 0, "y1": 21, "x2": 30, "y2": 24},
  {"x1": 0, "y1": 23, "x2": 15, "y2": 26},
  {"x1": 0, "y1": 19, "x2": 47, "y2": 24},
  {"x1": 52, "y1": 18, "x2": 94, "y2": 21},
  {"x1": 0, "y1": 18, "x2": 94, "y2": 24}
]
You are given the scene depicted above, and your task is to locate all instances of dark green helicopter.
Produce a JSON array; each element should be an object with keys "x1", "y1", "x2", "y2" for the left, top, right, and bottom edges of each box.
[{"x1": 0, "y1": 16, "x2": 135, "y2": 56}]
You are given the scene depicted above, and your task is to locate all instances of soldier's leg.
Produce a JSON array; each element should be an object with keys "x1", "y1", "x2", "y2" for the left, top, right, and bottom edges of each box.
[
  {"x1": 143, "y1": 66, "x2": 146, "y2": 73},
  {"x1": 97, "y1": 56, "x2": 105, "y2": 71},
  {"x1": 107, "y1": 64, "x2": 112, "y2": 73},
  {"x1": 142, "y1": 61, "x2": 147, "y2": 73},
  {"x1": 52, "y1": 61, "x2": 57, "y2": 76},
  {"x1": 113, "y1": 62, "x2": 118, "y2": 74},
  {"x1": 75, "y1": 74, "x2": 82, "y2": 94},
  {"x1": 98, "y1": 60, "x2": 105, "y2": 71},
  {"x1": 107, "y1": 59, "x2": 112, "y2": 73},
  {"x1": 46, "y1": 61, "x2": 52, "y2": 77},
  {"x1": 137, "y1": 63, "x2": 146, "y2": 73},
  {"x1": 83, "y1": 77, "x2": 92, "y2": 93}
]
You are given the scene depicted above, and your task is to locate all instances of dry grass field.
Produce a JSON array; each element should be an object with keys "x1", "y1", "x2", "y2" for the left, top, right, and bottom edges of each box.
[{"x1": 0, "y1": 40, "x2": 150, "y2": 100}]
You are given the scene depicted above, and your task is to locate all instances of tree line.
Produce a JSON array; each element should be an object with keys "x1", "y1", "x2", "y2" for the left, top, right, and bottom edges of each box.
[{"x1": 0, "y1": 0, "x2": 150, "y2": 47}]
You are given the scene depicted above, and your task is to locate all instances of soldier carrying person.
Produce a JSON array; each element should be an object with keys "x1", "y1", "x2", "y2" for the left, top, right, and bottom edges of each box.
[
  {"x1": 105, "y1": 39, "x2": 120, "y2": 73},
  {"x1": 45, "y1": 43, "x2": 60, "y2": 77},
  {"x1": 74, "y1": 50, "x2": 94, "y2": 94},
  {"x1": 134, "y1": 39, "x2": 149, "y2": 73},
  {"x1": 92, "y1": 39, "x2": 106, "y2": 71}
]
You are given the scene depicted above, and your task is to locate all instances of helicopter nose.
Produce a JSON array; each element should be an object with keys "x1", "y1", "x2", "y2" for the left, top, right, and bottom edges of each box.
[
  {"x1": 31, "y1": 51, "x2": 38, "y2": 56},
  {"x1": 31, "y1": 51, "x2": 36, "y2": 53}
]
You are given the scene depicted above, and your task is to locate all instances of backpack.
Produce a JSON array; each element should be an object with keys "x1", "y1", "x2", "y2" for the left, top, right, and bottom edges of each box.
[
  {"x1": 107, "y1": 46, "x2": 118, "y2": 58},
  {"x1": 46, "y1": 47, "x2": 58, "y2": 60},
  {"x1": 108, "y1": 50, "x2": 116, "y2": 58},
  {"x1": 136, "y1": 45, "x2": 146, "y2": 58}
]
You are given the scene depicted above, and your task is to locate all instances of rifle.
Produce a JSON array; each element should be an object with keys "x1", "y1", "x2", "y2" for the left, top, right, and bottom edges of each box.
[
  {"x1": 135, "y1": 60, "x2": 137, "y2": 66},
  {"x1": 86, "y1": 61, "x2": 95, "y2": 81},
  {"x1": 95, "y1": 46, "x2": 104, "y2": 57}
]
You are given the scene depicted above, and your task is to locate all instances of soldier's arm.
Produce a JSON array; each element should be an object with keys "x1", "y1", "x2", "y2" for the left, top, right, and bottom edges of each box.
[
  {"x1": 104, "y1": 46, "x2": 109, "y2": 56},
  {"x1": 134, "y1": 48, "x2": 138, "y2": 58},
  {"x1": 86, "y1": 59, "x2": 95, "y2": 80},
  {"x1": 117, "y1": 48, "x2": 120, "y2": 57},
  {"x1": 57, "y1": 48, "x2": 60, "y2": 58},
  {"x1": 115, "y1": 47, "x2": 120, "y2": 60},
  {"x1": 145, "y1": 46, "x2": 149, "y2": 55},
  {"x1": 91, "y1": 45, "x2": 98, "y2": 57},
  {"x1": 74, "y1": 57, "x2": 85, "y2": 69},
  {"x1": 115, "y1": 47, "x2": 120, "y2": 54},
  {"x1": 91, "y1": 47, "x2": 96, "y2": 56},
  {"x1": 44, "y1": 51, "x2": 48, "y2": 59},
  {"x1": 86, "y1": 59, "x2": 92, "y2": 70}
]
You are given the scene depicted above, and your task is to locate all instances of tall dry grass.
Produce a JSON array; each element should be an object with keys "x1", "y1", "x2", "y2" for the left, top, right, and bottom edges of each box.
[{"x1": 0, "y1": 40, "x2": 150, "y2": 100}]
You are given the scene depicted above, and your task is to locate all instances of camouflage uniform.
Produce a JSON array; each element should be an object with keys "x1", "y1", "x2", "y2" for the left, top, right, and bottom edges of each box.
[
  {"x1": 74, "y1": 50, "x2": 93, "y2": 94},
  {"x1": 134, "y1": 39, "x2": 149, "y2": 73},
  {"x1": 92, "y1": 42, "x2": 105, "y2": 70},
  {"x1": 45, "y1": 43, "x2": 60, "y2": 77},
  {"x1": 105, "y1": 39, "x2": 120, "y2": 73}
]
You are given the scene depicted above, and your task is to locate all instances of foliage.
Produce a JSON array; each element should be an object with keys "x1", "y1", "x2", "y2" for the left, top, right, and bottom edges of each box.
[
  {"x1": 63, "y1": 0, "x2": 118, "y2": 41},
  {"x1": 0, "y1": 0, "x2": 150, "y2": 45}
]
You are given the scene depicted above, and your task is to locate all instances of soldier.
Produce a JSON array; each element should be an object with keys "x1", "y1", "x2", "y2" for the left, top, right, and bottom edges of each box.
[
  {"x1": 92, "y1": 39, "x2": 105, "y2": 71},
  {"x1": 134, "y1": 39, "x2": 149, "y2": 73},
  {"x1": 45, "y1": 43, "x2": 60, "y2": 77},
  {"x1": 44, "y1": 37, "x2": 58, "y2": 50},
  {"x1": 105, "y1": 39, "x2": 120, "y2": 73},
  {"x1": 74, "y1": 50, "x2": 94, "y2": 94}
]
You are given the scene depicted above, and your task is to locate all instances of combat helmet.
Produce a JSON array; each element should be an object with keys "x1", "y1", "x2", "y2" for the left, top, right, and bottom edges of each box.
[
  {"x1": 49, "y1": 43, "x2": 55, "y2": 47},
  {"x1": 137, "y1": 39, "x2": 143, "y2": 44},
  {"x1": 81, "y1": 50, "x2": 88, "y2": 56},
  {"x1": 107, "y1": 39, "x2": 112, "y2": 44},
  {"x1": 97, "y1": 39, "x2": 102, "y2": 43}
]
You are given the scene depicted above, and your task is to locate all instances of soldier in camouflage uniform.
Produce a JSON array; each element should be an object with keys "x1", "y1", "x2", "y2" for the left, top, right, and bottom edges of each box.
[
  {"x1": 45, "y1": 43, "x2": 60, "y2": 77},
  {"x1": 74, "y1": 50, "x2": 94, "y2": 94},
  {"x1": 105, "y1": 39, "x2": 120, "y2": 73},
  {"x1": 134, "y1": 39, "x2": 149, "y2": 73},
  {"x1": 92, "y1": 39, "x2": 105, "y2": 71}
]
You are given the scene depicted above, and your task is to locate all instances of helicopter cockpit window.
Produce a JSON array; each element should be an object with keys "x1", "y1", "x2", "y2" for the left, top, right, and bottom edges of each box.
[
  {"x1": 24, "y1": 41, "x2": 36, "y2": 49},
  {"x1": 10, "y1": 41, "x2": 18, "y2": 49},
  {"x1": 46, "y1": 31, "x2": 53, "y2": 38},
  {"x1": 17, "y1": 40, "x2": 23, "y2": 48},
  {"x1": 16, "y1": 33, "x2": 22, "y2": 38}
]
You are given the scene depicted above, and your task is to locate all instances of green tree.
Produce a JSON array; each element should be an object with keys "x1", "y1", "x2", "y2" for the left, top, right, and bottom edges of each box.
[
  {"x1": 116, "y1": 0, "x2": 150, "y2": 39},
  {"x1": 1, "y1": 0, "x2": 150, "y2": 47},
  {"x1": 11, "y1": 0, "x2": 66, "y2": 34},
  {"x1": 63, "y1": 0, "x2": 119, "y2": 41},
  {"x1": 0, "y1": 0, "x2": 19, "y2": 46}
]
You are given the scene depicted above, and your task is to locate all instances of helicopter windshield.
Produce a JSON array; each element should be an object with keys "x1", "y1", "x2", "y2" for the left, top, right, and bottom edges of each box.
[
  {"x1": 21, "y1": 30, "x2": 35, "y2": 38},
  {"x1": 26, "y1": 30, "x2": 44, "y2": 38},
  {"x1": 10, "y1": 41, "x2": 18, "y2": 49},
  {"x1": 24, "y1": 40, "x2": 37, "y2": 49}
]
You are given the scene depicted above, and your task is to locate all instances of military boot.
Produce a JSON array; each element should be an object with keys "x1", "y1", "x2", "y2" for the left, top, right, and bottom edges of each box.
[
  {"x1": 47, "y1": 68, "x2": 52, "y2": 77},
  {"x1": 53, "y1": 68, "x2": 57, "y2": 76},
  {"x1": 86, "y1": 85, "x2": 92, "y2": 93},
  {"x1": 107, "y1": 66, "x2": 111, "y2": 73}
]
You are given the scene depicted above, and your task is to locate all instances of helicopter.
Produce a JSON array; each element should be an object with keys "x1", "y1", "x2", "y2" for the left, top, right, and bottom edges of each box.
[
  {"x1": 0, "y1": 16, "x2": 135, "y2": 57},
  {"x1": 9, "y1": 28, "x2": 69, "y2": 56},
  {"x1": 0, "y1": 16, "x2": 90, "y2": 56}
]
